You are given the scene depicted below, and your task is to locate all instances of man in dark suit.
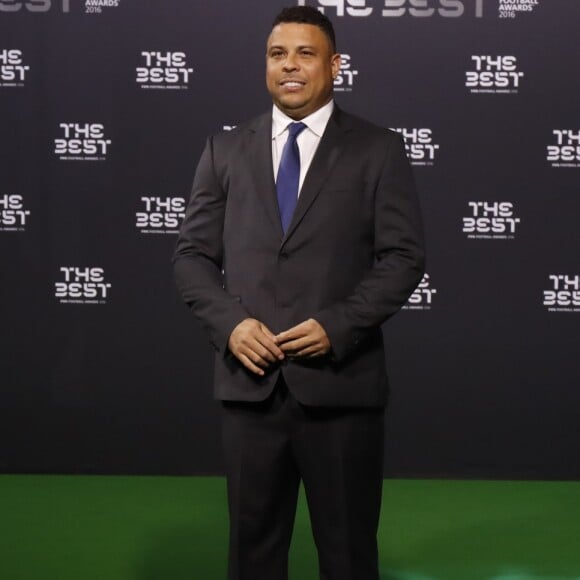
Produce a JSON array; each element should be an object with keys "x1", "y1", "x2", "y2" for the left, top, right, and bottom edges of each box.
[{"x1": 173, "y1": 6, "x2": 425, "y2": 579}]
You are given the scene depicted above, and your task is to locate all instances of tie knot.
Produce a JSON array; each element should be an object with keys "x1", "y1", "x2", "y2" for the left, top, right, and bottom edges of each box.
[{"x1": 287, "y1": 122, "x2": 307, "y2": 139}]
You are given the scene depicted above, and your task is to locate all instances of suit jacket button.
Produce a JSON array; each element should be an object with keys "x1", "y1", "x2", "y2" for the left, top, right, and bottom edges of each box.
[{"x1": 279, "y1": 252, "x2": 289, "y2": 261}]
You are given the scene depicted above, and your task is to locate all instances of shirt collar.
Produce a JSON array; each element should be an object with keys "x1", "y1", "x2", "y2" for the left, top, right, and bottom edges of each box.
[{"x1": 272, "y1": 100, "x2": 334, "y2": 139}]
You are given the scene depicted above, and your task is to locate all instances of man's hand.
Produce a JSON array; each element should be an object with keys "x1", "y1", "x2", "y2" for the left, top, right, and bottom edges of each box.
[
  {"x1": 276, "y1": 319, "x2": 331, "y2": 359},
  {"x1": 228, "y1": 318, "x2": 285, "y2": 376}
]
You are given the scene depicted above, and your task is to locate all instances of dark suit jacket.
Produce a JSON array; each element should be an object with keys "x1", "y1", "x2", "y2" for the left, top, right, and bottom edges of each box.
[{"x1": 173, "y1": 106, "x2": 425, "y2": 407}]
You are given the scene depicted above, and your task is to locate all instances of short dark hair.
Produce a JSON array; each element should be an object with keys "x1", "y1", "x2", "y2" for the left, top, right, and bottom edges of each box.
[{"x1": 272, "y1": 6, "x2": 337, "y2": 52}]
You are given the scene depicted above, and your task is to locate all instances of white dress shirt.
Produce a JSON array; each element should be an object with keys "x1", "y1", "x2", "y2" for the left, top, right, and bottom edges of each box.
[{"x1": 271, "y1": 100, "x2": 334, "y2": 196}]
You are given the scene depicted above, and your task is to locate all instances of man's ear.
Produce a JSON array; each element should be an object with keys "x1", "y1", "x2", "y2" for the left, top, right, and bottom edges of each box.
[{"x1": 331, "y1": 53, "x2": 341, "y2": 79}]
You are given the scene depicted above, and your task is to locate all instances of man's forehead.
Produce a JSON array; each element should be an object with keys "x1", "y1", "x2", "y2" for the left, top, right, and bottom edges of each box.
[{"x1": 267, "y1": 22, "x2": 328, "y2": 47}]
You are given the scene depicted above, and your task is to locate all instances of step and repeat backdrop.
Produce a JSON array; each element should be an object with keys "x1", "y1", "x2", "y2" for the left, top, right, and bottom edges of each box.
[{"x1": 1, "y1": 0, "x2": 579, "y2": 478}]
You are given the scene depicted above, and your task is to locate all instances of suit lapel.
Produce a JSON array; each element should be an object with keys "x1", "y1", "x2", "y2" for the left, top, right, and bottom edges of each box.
[
  {"x1": 246, "y1": 113, "x2": 284, "y2": 239},
  {"x1": 282, "y1": 107, "x2": 351, "y2": 245}
]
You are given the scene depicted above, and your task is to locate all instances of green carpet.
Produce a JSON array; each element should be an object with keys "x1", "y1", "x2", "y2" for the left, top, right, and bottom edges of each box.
[{"x1": 0, "y1": 476, "x2": 578, "y2": 579}]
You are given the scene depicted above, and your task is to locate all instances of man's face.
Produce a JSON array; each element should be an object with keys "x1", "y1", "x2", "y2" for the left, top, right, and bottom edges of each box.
[{"x1": 266, "y1": 22, "x2": 340, "y2": 120}]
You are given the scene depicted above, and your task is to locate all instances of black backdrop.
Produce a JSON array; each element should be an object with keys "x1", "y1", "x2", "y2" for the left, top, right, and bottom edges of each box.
[{"x1": 1, "y1": 0, "x2": 579, "y2": 478}]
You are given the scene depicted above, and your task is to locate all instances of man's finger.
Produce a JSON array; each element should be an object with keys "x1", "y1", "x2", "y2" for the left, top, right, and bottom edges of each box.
[
  {"x1": 255, "y1": 333, "x2": 285, "y2": 360},
  {"x1": 238, "y1": 353, "x2": 265, "y2": 376},
  {"x1": 295, "y1": 344, "x2": 324, "y2": 357},
  {"x1": 240, "y1": 343, "x2": 275, "y2": 368},
  {"x1": 259, "y1": 323, "x2": 279, "y2": 343},
  {"x1": 276, "y1": 324, "x2": 307, "y2": 344},
  {"x1": 249, "y1": 339, "x2": 278, "y2": 364},
  {"x1": 279, "y1": 336, "x2": 313, "y2": 353}
]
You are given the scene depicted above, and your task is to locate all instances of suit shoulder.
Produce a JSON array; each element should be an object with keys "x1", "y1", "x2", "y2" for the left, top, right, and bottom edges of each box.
[
  {"x1": 339, "y1": 110, "x2": 402, "y2": 144},
  {"x1": 210, "y1": 111, "x2": 269, "y2": 146}
]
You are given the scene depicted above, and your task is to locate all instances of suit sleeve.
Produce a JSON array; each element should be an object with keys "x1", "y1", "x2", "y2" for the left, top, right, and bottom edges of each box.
[
  {"x1": 172, "y1": 136, "x2": 249, "y2": 354},
  {"x1": 314, "y1": 133, "x2": 426, "y2": 362}
]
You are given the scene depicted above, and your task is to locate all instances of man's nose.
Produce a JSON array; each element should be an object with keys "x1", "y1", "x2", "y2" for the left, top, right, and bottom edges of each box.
[{"x1": 282, "y1": 54, "x2": 299, "y2": 71}]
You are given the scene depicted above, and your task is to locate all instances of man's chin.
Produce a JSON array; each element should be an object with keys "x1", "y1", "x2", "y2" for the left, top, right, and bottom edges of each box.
[
  {"x1": 278, "y1": 97, "x2": 306, "y2": 110},
  {"x1": 275, "y1": 98, "x2": 309, "y2": 118}
]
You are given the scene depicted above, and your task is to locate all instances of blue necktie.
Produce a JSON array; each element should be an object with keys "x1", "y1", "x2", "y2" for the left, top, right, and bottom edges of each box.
[{"x1": 276, "y1": 122, "x2": 307, "y2": 234}]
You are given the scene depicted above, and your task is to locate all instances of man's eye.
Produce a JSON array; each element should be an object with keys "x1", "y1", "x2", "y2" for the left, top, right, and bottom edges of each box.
[{"x1": 271, "y1": 51, "x2": 284, "y2": 58}]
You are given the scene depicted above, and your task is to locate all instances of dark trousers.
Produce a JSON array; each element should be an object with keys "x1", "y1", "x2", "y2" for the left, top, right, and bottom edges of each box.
[{"x1": 221, "y1": 375, "x2": 385, "y2": 580}]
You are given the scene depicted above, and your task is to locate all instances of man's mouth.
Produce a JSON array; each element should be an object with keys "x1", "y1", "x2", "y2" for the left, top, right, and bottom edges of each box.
[{"x1": 280, "y1": 79, "x2": 305, "y2": 88}]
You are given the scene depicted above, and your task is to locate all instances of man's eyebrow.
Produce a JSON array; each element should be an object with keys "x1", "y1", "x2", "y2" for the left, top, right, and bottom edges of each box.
[{"x1": 267, "y1": 44, "x2": 318, "y2": 51}]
